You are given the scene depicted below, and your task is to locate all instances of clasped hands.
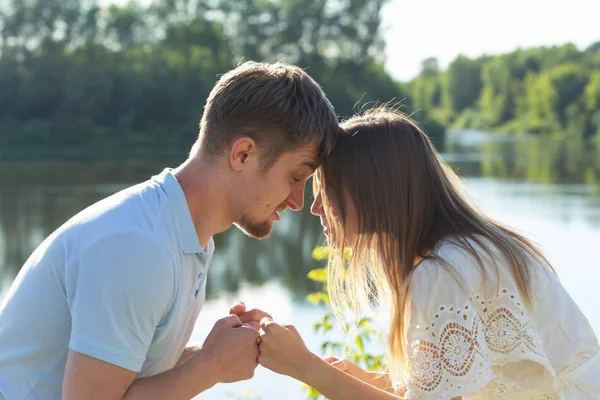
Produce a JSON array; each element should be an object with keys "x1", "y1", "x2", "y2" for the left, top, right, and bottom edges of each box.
[
  {"x1": 201, "y1": 301, "x2": 365, "y2": 385},
  {"x1": 228, "y1": 300, "x2": 314, "y2": 380}
]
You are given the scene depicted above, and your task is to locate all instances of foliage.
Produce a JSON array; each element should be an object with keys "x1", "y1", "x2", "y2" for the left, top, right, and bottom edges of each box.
[
  {"x1": 1, "y1": 0, "x2": 596, "y2": 162},
  {"x1": 0, "y1": 0, "x2": 415, "y2": 161},
  {"x1": 411, "y1": 42, "x2": 600, "y2": 137}
]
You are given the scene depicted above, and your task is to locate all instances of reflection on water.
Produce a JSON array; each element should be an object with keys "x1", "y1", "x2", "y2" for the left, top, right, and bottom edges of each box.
[
  {"x1": 3, "y1": 132, "x2": 598, "y2": 299},
  {"x1": 1, "y1": 132, "x2": 600, "y2": 399},
  {"x1": 0, "y1": 174, "x2": 325, "y2": 299},
  {"x1": 445, "y1": 130, "x2": 600, "y2": 185}
]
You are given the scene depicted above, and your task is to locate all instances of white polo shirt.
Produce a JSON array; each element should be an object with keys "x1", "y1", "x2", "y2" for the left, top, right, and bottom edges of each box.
[{"x1": 0, "y1": 169, "x2": 214, "y2": 400}]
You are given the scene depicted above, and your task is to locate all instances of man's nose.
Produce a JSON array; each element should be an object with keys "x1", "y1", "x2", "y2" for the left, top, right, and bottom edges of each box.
[{"x1": 286, "y1": 186, "x2": 305, "y2": 211}]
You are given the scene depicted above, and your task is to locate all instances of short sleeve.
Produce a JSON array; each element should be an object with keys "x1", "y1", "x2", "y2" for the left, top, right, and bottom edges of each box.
[
  {"x1": 403, "y1": 260, "x2": 494, "y2": 399},
  {"x1": 66, "y1": 232, "x2": 175, "y2": 372}
]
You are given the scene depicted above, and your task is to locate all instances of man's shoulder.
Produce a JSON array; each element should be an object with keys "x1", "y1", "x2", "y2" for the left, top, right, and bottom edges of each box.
[
  {"x1": 59, "y1": 179, "x2": 176, "y2": 252},
  {"x1": 82, "y1": 230, "x2": 174, "y2": 259},
  {"x1": 79, "y1": 179, "x2": 167, "y2": 229}
]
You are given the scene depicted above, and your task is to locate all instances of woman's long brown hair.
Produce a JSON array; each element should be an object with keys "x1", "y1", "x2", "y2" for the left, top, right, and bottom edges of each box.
[{"x1": 315, "y1": 106, "x2": 554, "y2": 387}]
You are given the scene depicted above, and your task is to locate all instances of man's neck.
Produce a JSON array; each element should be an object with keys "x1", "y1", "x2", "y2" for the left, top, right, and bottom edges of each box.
[{"x1": 172, "y1": 156, "x2": 232, "y2": 249}]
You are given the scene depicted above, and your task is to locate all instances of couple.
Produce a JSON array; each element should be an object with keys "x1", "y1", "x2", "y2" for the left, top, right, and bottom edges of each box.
[{"x1": 0, "y1": 61, "x2": 599, "y2": 400}]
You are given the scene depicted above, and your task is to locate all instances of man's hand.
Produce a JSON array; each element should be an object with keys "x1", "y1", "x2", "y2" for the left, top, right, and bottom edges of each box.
[
  {"x1": 201, "y1": 314, "x2": 260, "y2": 383},
  {"x1": 229, "y1": 301, "x2": 272, "y2": 331}
]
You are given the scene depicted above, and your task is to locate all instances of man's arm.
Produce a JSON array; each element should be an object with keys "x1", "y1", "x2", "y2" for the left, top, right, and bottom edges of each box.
[
  {"x1": 63, "y1": 315, "x2": 259, "y2": 400},
  {"x1": 62, "y1": 349, "x2": 218, "y2": 400}
]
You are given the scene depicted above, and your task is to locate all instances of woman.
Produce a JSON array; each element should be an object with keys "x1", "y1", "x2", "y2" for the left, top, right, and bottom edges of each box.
[{"x1": 257, "y1": 107, "x2": 600, "y2": 399}]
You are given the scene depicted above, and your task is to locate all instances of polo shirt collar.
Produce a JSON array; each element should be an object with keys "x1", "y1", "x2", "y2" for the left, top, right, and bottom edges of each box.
[{"x1": 152, "y1": 168, "x2": 212, "y2": 256}]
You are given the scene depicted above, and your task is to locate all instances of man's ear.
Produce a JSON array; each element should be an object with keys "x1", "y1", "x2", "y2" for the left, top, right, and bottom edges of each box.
[{"x1": 230, "y1": 137, "x2": 257, "y2": 172}]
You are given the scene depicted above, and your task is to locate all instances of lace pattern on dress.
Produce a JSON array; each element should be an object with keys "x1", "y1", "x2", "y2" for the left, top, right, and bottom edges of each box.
[{"x1": 406, "y1": 289, "x2": 552, "y2": 399}]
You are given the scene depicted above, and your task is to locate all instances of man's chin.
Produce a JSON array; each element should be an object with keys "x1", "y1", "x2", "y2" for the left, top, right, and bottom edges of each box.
[{"x1": 234, "y1": 220, "x2": 273, "y2": 240}]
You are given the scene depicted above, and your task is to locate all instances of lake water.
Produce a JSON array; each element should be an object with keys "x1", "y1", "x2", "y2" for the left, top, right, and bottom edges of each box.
[{"x1": 1, "y1": 131, "x2": 599, "y2": 399}]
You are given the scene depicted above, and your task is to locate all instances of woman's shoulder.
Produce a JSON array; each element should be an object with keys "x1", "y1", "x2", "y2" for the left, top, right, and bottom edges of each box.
[
  {"x1": 411, "y1": 236, "x2": 494, "y2": 284},
  {"x1": 411, "y1": 234, "x2": 556, "y2": 302},
  {"x1": 409, "y1": 238, "x2": 487, "y2": 310},
  {"x1": 417, "y1": 235, "x2": 551, "y2": 277}
]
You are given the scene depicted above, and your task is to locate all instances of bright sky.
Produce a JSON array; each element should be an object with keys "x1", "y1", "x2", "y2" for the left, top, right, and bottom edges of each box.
[{"x1": 382, "y1": 0, "x2": 600, "y2": 81}]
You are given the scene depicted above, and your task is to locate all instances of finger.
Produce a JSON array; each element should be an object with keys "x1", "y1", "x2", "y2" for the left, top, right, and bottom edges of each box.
[
  {"x1": 241, "y1": 323, "x2": 261, "y2": 344},
  {"x1": 242, "y1": 322, "x2": 258, "y2": 331},
  {"x1": 283, "y1": 324, "x2": 299, "y2": 334},
  {"x1": 330, "y1": 359, "x2": 348, "y2": 368},
  {"x1": 241, "y1": 323, "x2": 261, "y2": 339},
  {"x1": 219, "y1": 314, "x2": 242, "y2": 328},
  {"x1": 260, "y1": 317, "x2": 274, "y2": 329},
  {"x1": 229, "y1": 301, "x2": 246, "y2": 315},
  {"x1": 323, "y1": 356, "x2": 340, "y2": 364},
  {"x1": 331, "y1": 359, "x2": 352, "y2": 373},
  {"x1": 238, "y1": 308, "x2": 273, "y2": 324},
  {"x1": 245, "y1": 320, "x2": 261, "y2": 331}
]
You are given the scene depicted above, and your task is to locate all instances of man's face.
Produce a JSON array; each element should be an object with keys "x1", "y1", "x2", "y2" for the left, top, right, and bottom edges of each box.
[{"x1": 234, "y1": 144, "x2": 319, "y2": 239}]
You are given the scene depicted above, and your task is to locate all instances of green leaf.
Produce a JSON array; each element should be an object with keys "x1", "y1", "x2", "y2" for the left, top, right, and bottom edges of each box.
[
  {"x1": 312, "y1": 246, "x2": 330, "y2": 261},
  {"x1": 307, "y1": 268, "x2": 327, "y2": 283},
  {"x1": 302, "y1": 385, "x2": 322, "y2": 399},
  {"x1": 307, "y1": 292, "x2": 329, "y2": 305}
]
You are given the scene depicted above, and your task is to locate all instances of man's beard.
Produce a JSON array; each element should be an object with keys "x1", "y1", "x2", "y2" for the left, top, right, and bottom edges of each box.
[{"x1": 235, "y1": 215, "x2": 273, "y2": 239}]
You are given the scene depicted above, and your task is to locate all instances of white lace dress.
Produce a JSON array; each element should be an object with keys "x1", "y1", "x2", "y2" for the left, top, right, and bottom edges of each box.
[{"x1": 404, "y1": 238, "x2": 600, "y2": 399}]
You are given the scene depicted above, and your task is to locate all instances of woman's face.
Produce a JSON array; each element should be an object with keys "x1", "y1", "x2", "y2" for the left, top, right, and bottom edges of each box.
[{"x1": 310, "y1": 175, "x2": 358, "y2": 248}]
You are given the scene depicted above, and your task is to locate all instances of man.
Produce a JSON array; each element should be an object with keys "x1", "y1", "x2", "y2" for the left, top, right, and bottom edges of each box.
[{"x1": 0, "y1": 61, "x2": 339, "y2": 399}]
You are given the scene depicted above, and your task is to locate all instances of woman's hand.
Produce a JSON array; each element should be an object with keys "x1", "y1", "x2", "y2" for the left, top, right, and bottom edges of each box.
[
  {"x1": 324, "y1": 357, "x2": 395, "y2": 393},
  {"x1": 257, "y1": 318, "x2": 318, "y2": 380}
]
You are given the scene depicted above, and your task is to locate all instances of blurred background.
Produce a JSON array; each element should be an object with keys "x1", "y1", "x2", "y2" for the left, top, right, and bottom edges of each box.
[{"x1": 0, "y1": 0, "x2": 599, "y2": 398}]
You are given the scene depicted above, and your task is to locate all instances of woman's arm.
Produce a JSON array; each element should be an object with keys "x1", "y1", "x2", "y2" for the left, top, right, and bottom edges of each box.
[
  {"x1": 301, "y1": 353, "x2": 403, "y2": 400},
  {"x1": 314, "y1": 357, "x2": 462, "y2": 400},
  {"x1": 257, "y1": 319, "x2": 403, "y2": 400}
]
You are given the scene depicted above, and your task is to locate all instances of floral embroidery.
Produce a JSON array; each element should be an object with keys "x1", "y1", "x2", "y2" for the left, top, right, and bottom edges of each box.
[
  {"x1": 409, "y1": 313, "x2": 489, "y2": 394},
  {"x1": 407, "y1": 289, "x2": 549, "y2": 398},
  {"x1": 439, "y1": 322, "x2": 477, "y2": 375},
  {"x1": 484, "y1": 307, "x2": 526, "y2": 354},
  {"x1": 410, "y1": 341, "x2": 442, "y2": 391}
]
